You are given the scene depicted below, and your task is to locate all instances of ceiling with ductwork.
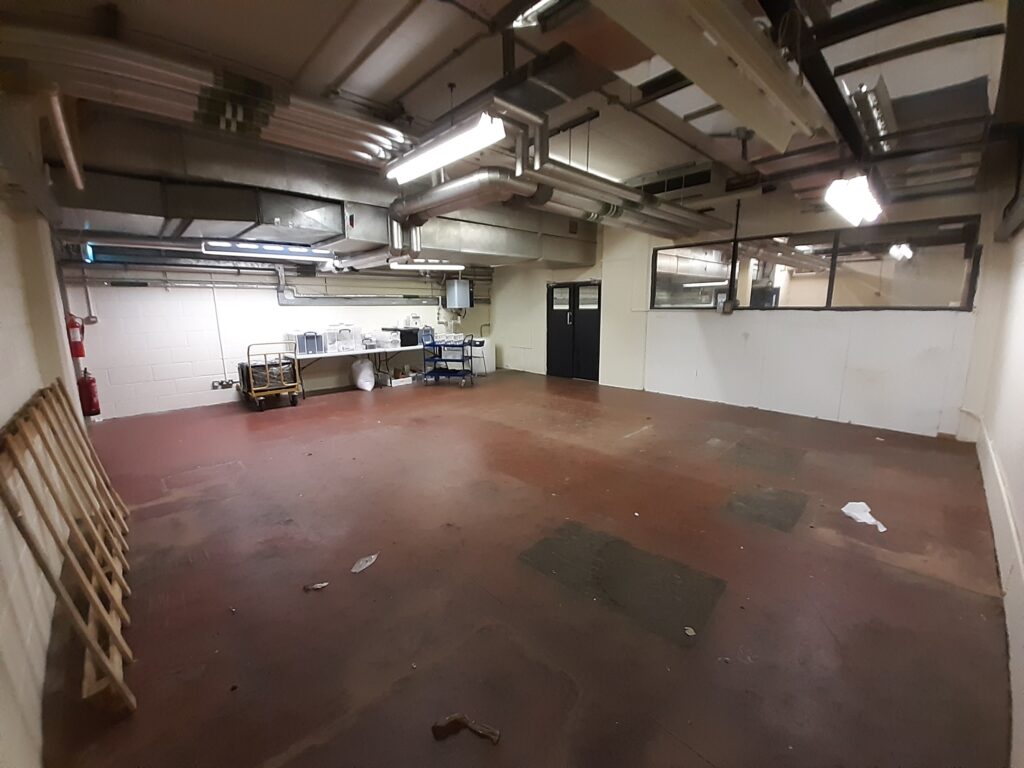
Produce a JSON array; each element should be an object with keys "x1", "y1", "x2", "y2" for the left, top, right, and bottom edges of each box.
[{"x1": 0, "y1": 0, "x2": 1011, "y2": 229}]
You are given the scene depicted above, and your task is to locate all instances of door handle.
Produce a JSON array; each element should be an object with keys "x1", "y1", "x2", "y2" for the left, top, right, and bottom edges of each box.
[{"x1": 567, "y1": 312, "x2": 573, "y2": 326}]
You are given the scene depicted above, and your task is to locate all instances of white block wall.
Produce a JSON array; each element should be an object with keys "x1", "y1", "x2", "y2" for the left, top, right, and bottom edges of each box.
[
  {"x1": 645, "y1": 309, "x2": 975, "y2": 437},
  {"x1": 66, "y1": 280, "x2": 490, "y2": 419}
]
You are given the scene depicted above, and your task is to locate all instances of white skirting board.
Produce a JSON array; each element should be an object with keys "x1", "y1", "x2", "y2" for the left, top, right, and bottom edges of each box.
[{"x1": 977, "y1": 422, "x2": 1024, "y2": 767}]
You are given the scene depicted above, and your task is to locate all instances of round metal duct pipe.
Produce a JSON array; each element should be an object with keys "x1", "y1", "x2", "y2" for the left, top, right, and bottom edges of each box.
[{"x1": 390, "y1": 168, "x2": 538, "y2": 225}]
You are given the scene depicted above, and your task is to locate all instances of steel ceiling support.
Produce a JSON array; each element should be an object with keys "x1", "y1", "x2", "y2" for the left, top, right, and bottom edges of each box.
[
  {"x1": 763, "y1": 138, "x2": 989, "y2": 184},
  {"x1": 833, "y1": 24, "x2": 1006, "y2": 77},
  {"x1": 813, "y1": 0, "x2": 975, "y2": 49},
  {"x1": 758, "y1": 0, "x2": 868, "y2": 160},
  {"x1": 632, "y1": 70, "x2": 693, "y2": 109}
]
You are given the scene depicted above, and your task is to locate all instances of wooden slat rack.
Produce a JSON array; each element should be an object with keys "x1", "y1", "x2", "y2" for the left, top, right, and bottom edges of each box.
[{"x1": 0, "y1": 380, "x2": 136, "y2": 710}]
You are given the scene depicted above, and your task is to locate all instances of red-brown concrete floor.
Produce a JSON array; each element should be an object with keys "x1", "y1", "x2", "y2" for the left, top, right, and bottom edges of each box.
[{"x1": 43, "y1": 371, "x2": 1009, "y2": 767}]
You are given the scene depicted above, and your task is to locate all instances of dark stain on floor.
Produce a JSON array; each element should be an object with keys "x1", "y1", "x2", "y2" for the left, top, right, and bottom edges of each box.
[
  {"x1": 723, "y1": 488, "x2": 808, "y2": 532},
  {"x1": 727, "y1": 438, "x2": 805, "y2": 474},
  {"x1": 520, "y1": 521, "x2": 727, "y2": 647}
]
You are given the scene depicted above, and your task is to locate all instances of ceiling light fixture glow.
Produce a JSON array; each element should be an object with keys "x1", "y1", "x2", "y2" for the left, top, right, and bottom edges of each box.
[
  {"x1": 385, "y1": 113, "x2": 506, "y2": 185},
  {"x1": 888, "y1": 243, "x2": 914, "y2": 261},
  {"x1": 201, "y1": 240, "x2": 335, "y2": 266},
  {"x1": 389, "y1": 261, "x2": 465, "y2": 272},
  {"x1": 682, "y1": 280, "x2": 728, "y2": 288},
  {"x1": 824, "y1": 175, "x2": 882, "y2": 227},
  {"x1": 512, "y1": 0, "x2": 560, "y2": 28}
]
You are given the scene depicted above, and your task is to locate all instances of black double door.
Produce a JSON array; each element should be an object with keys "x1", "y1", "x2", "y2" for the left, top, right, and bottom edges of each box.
[{"x1": 547, "y1": 282, "x2": 601, "y2": 381}]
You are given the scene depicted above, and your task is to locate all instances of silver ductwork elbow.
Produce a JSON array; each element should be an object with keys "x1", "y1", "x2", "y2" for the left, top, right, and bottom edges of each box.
[{"x1": 390, "y1": 167, "x2": 538, "y2": 226}]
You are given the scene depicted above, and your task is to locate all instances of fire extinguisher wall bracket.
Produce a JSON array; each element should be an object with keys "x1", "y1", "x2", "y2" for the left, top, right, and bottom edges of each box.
[{"x1": 67, "y1": 314, "x2": 85, "y2": 358}]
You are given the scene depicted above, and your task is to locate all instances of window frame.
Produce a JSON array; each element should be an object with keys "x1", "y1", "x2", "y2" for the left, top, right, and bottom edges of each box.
[{"x1": 649, "y1": 215, "x2": 982, "y2": 312}]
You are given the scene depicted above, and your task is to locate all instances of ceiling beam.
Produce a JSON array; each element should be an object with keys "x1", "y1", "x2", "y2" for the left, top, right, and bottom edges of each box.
[
  {"x1": 813, "y1": 0, "x2": 975, "y2": 49},
  {"x1": 325, "y1": 0, "x2": 423, "y2": 97},
  {"x1": 758, "y1": 0, "x2": 868, "y2": 159},
  {"x1": 632, "y1": 70, "x2": 693, "y2": 108},
  {"x1": 834, "y1": 23, "x2": 1006, "y2": 77}
]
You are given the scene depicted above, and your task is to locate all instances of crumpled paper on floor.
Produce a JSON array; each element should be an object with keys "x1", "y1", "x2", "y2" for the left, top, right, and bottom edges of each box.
[{"x1": 841, "y1": 501, "x2": 886, "y2": 533}]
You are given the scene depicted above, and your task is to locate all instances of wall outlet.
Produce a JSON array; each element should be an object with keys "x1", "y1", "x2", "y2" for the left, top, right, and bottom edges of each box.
[{"x1": 211, "y1": 379, "x2": 235, "y2": 390}]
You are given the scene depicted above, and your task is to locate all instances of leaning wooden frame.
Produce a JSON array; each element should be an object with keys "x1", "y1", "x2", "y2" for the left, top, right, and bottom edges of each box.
[{"x1": 0, "y1": 379, "x2": 136, "y2": 711}]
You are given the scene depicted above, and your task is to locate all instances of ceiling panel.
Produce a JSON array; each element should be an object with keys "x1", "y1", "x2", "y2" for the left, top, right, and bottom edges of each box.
[
  {"x1": 547, "y1": 94, "x2": 703, "y2": 181},
  {"x1": 615, "y1": 55, "x2": 673, "y2": 87},
  {"x1": 399, "y1": 35, "x2": 509, "y2": 123},
  {"x1": 339, "y1": 2, "x2": 484, "y2": 103},
  {"x1": 823, "y1": 2, "x2": 1005, "y2": 67},
  {"x1": 835, "y1": 37, "x2": 1005, "y2": 107}
]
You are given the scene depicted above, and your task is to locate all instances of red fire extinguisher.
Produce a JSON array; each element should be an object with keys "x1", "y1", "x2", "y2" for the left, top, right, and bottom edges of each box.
[
  {"x1": 78, "y1": 369, "x2": 100, "y2": 417},
  {"x1": 67, "y1": 314, "x2": 85, "y2": 358}
]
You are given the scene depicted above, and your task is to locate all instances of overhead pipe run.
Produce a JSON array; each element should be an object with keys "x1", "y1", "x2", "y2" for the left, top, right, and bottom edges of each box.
[
  {"x1": 385, "y1": 95, "x2": 729, "y2": 240},
  {"x1": 0, "y1": 25, "x2": 411, "y2": 169}
]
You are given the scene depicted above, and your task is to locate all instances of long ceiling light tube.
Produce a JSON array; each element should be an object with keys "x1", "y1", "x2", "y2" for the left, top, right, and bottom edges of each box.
[
  {"x1": 201, "y1": 240, "x2": 335, "y2": 266},
  {"x1": 385, "y1": 113, "x2": 507, "y2": 185},
  {"x1": 389, "y1": 260, "x2": 465, "y2": 272}
]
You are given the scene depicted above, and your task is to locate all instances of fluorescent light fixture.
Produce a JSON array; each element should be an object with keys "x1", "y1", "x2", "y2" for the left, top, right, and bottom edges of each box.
[
  {"x1": 889, "y1": 243, "x2": 914, "y2": 261},
  {"x1": 824, "y1": 175, "x2": 882, "y2": 226},
  {"x1": 682, "y1": 280, "x2": 728, "y2": 288},
  {"x1": 389, "y1": 261, "x2": 465, "y2": 272},
  {"x1": 512, "y1": 0, "x2": 560, "y2": 27},
  {"x1": 794, "y1": 245, "x2": 815, "y2": 253},
  {"x1": 772, "y1": 236, "x2": 788, "y2": 244},
  {"x1": 201, "y1": 240, "x2": 335, "y2": 266},
  {"x1": 386, "y1": 113, "x2": 506, "y2": 185}
]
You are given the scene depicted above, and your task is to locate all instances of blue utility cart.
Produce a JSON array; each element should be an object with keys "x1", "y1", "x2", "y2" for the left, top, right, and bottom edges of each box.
[{"x1": 422, "y1": 330, "x2": 476, "y2": 387}]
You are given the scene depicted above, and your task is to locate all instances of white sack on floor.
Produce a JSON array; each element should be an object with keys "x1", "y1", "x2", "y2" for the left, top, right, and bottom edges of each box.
[{"x1": 352, "y1": 358, "x2": 375, "y2": 391}]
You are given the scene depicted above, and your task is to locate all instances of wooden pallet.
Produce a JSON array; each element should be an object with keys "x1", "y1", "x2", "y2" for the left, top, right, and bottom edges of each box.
[{"x1": 0, "y1": 380, "x2": 136, "y2": 711}]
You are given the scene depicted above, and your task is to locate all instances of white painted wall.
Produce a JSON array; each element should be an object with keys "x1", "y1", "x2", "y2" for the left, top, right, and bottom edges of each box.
[
  {"x1": 490, "y1": 189, "x2": 998, "y2": 438},
  {"x1": 65, "y1": 275, "x2": 489, "y2": 419},
  {"x1": 645, "y1": 309, "x2": 974, "y2": 436},
  {"x1": 976, "y1": 227, "x2": 1024, "y2": 766},
  {"x1": 490, "y1": 227, "x2": 665, "y2": 390},
  {"x1": 0, "y1": 203, "x2": 74, "y2": 768}
]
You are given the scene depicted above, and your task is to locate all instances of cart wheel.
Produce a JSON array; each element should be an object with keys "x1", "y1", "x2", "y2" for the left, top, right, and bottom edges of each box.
[
  {"x1": 256, "y1": 398, "x2": 265, "y2": 411},
  {"x1": 290, "y1": 393, "x2": 299, "y2": 406}
]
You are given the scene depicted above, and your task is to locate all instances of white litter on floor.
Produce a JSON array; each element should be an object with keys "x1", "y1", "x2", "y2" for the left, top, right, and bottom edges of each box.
[
  {"x1": 351, "y1": 552, "x2": 379, "y2": 573},
  {"x1": 841, "y1": 501, "x2": 887, "y2": 532}
]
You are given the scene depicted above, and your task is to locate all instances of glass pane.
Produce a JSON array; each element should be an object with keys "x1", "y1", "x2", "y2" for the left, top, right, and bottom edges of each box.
[
  {"x1": 735, "y1": 236, "x2": 833, "y2": 308},
  {"x1": 652, "y1": 243, "x2": 731, "y2": 308},
  {"x1": 578, "y1": 285, "x2": 599, "y2": 310},
  {"x1": 833, "y1": 221, "x2": 971, "y2": 308},
  {"x1": 552, "y1": 286, "x2": 569, "y2": 310}
]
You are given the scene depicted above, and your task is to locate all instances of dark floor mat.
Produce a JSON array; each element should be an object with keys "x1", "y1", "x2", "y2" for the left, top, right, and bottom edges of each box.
[
  {"x1": 726, "y1": 439, "x2": 805, "y2": 474},
  {"x1": 519, "y1": 522, "x2": 726, "y2": 647},
  {"x1": 722, "y1": 488, "x2": 808, "y2": 532}
]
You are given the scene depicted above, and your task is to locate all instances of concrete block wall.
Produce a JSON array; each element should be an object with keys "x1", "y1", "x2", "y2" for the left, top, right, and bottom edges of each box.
[{"x1": 66, "y1": 279, "x2": 491, "y2": 419}]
